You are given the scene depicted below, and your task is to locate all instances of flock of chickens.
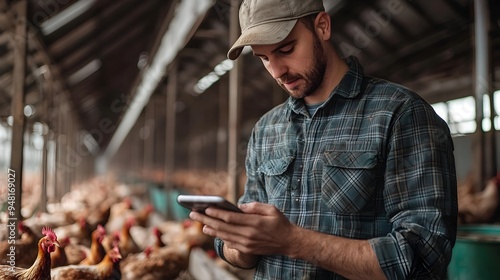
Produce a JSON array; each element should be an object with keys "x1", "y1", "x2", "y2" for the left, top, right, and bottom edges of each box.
[
  {"x1": 0, "y1": 168, "x2": 498, "y2": 280},
  {"x1": 457, "y1": 173, "x2": 500, "y2": 224},
  {"x1": 0, "y1": 178, "x2": 215, "y2": 280}
]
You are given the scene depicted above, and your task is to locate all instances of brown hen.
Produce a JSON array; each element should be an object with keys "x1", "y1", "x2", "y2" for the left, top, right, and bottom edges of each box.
[
  {"x1": 0, "y1": 222, "x2": 41, "y2": 268},
  {"x1": 50, "y1": 245, "x2": 122, "y2": 280},
  {"x1": 0, "y1": 227, "x2": 60, "y2": 280},
  {"x1": 79, "y1": 225, "x2": 107, "y2": 265},
  {"x1": 458, "y1": 173, "x2": 500, "y2": 224}
]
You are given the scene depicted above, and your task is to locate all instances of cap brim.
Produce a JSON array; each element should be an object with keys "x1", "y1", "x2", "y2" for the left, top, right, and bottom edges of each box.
[{"x1": 227, "y1": 19, "x2": 298, "y2": 60}]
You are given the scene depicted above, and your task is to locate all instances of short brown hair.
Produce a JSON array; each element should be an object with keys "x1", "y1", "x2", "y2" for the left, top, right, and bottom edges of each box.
[{"x1": 299, "y1": 13, "x2": 319, "y2": 33}]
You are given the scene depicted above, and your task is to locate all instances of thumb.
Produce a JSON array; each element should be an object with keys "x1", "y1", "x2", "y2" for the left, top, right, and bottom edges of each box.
[{"x1": 239, "y1": 202, "x2": 277, "y2": 215}]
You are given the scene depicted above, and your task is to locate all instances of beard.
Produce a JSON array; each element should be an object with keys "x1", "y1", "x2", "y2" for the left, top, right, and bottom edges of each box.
[{"x1": 277, "y1": 34, "x2": 327, "y2": 99}]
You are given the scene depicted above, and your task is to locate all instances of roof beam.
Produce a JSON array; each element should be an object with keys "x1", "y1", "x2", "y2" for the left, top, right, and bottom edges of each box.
[
  {"x1": 442, "y1": 0, "x2": 470, "y2": 19},
  {"x1": 404, "y1": 0, "x2": 439, "y2": 26},
  {"x1": 51, "y1": 0, "x2": 152, "y2": 64},
  {"x1": 98, "y1": 0, "x2": 214, "y2": 170}
]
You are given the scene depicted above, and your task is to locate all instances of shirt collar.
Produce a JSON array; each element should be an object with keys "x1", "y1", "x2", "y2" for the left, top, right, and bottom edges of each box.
[
  {"x1": 286, "y1": 56, "x2": 365, "y2": 118},
  {"x1": 334, "y1": 56, "x2": 365, "y2": 99}
]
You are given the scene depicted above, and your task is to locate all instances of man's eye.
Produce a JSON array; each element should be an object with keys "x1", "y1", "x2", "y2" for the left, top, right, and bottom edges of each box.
[{"x1": 280, "y1": 47, "x2": 293, "y2": 54}]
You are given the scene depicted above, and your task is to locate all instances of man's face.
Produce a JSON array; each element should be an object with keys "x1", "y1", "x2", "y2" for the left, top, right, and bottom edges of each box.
[{"x1": 252, "y1": 20, "x2": 327, "y2": 100}]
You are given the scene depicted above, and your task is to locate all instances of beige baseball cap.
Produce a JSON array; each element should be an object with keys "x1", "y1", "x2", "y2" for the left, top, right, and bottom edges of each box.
[{"x1": 227, "y1": 0, "x2": 325, "y2": 60}]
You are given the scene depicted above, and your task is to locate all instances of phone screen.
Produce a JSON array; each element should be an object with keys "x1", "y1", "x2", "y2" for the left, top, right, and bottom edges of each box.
[{"x1": 177, "y1": 195, "x2": 243, "y2": 213}]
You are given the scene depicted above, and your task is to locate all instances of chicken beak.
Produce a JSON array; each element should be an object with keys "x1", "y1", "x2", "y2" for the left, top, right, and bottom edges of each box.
[{"x1": 54, "y1": 240, "x2": 61, "y2": 247}]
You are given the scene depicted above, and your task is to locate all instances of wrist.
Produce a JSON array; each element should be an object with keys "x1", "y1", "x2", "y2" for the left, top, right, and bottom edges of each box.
[
  {"x1": 285, "y1": 225, "x2": 308, "y2": 259},
  {"x1": 229, "y1": 245, "x2": 259, "y2": 269},
  {"x1": 215, "y1": 238, "x2": 259, "y2": 269},
  {"x1": 214, "y1": 237, "x2": 229, "y2": 262}
]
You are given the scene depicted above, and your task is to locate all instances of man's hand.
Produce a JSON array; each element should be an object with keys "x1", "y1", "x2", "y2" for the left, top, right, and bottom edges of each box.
[
  {"x1": 189, "y1": 202, "x2": 299, "y2": 257},
  {"x1": 190, "y1": 202, "x2": 386, "y2": 279}
]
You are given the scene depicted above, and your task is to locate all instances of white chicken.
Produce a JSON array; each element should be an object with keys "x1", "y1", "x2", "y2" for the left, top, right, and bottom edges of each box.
[{"x1": 458, "y1": 174, "x2": 499, "y2": 224}]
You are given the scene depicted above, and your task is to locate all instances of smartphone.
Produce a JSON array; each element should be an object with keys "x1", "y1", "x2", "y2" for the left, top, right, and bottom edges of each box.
[{"x1": 177, "y1": 195, "x2": 243, "y2": 213}]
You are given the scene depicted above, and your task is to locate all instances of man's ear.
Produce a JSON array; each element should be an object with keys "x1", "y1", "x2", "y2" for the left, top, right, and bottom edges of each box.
[{"x1": 315, "y1": 12, "x2": 331, "y2": 41}]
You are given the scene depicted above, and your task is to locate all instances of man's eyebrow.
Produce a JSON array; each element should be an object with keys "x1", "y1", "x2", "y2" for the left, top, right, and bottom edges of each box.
[{"x1": 253, "y1": 40, "x2": 297, "y2": 57}]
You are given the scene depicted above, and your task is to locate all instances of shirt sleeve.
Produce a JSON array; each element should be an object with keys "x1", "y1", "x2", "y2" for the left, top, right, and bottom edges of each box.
[
  {"x1": 369, "y1": 98, "x2": 458, "y2": 279},
  {"x1": 214, "y1": 128, "x2": 267, "y2": 262},
  {"x1": 214, "y1": 237, "x2": 229, "y2": 262},
  {"x1": 238, "y1": 127, "x2": 269, "y2": 205}
]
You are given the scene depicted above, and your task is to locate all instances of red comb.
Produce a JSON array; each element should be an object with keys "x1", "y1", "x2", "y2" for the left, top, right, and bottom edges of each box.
[
  {"x1": 125, "y1": 216, "x2": 135, "y2": 227},
  {"x1": 62, "y1": 236, "x2": 70, "y2": 244},
  {"x1": 152, "y1": 227, "x2": 160, "y2": 235},
  {"x1": 78, "y1": 217, "x2": 87, "y2": 228},
  {"x1": 182, "y1": 219, "x2": 193, "y2": 228},
  {"x1": 123, "y1": 197, "x2": 132, "y2": 208},
  {"x1": 112, "y1": 231, "x2": 121, "y2": 240},
  {"x1": 144, "y1": 246, "x2": 153, "y2": 257},
  {"x1": 97, "y1": 224, "x2": 106, "y2": 234},
  {"x1": 42, "y1": 227, "x2": 57, "y2": 240}
]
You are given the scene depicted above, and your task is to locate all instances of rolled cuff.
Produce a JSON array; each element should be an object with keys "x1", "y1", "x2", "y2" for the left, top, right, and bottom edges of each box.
[{"x1": 214, "y1": 237, "x2": 230, "y2": 263}]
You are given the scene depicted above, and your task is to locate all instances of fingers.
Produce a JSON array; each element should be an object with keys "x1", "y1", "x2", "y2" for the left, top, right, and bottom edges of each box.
[
  {"x1": 189, "y1": 210, "x2": 222, "y2": 227},
  {"x1": 189, "y1": 211, "x2": 250, "y2": 244},
  {"x1": 189, "y1": 210, "x2": 245, "y2": 235},
  {"x1": 239, "y1": 202, "x2": 280, "y2": 216}
]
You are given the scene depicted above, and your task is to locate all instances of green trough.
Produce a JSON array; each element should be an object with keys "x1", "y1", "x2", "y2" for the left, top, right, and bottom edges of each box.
[{"x1": 448, "y1": 224, "x2": 500, "y2": 280}]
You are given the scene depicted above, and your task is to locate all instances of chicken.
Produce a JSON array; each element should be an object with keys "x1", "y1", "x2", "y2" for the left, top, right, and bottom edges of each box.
[
  {"x1": 156, "y1": 219, "x2": 210, "y2": 248},
  {"x1": 53, "y1": 217, "x2": 92, "y2": 247},
  {"x1": 86, "y1": 201, "x2": 112, "y2": 232},
  {"x1": 58, "y1": 183, "x2": 111, "y2": 215},
  {"x1": 67, "y1": 195, "x2": 115, "y2": 234},
  {"x1": 51, "y1": 245, "x2": 122, "y2": 280},
  {"x1": 105, "y1": 201, "x2": 154, "y2": 233},
  {"x1": 79, "y1": 225, "x2": 107, "y2": 265},
  {"x1": 18, "y1": 222, "x2": 41, "y2": 243},
  {"x1": 179, "y1": 219, "x2": 213, "y2": 249},
  {"x1": 62, "y1": 242, "x2": 88, "y2": 265},
  {"x1": 118, "y1": 247, "x2": 151, "y2": 279},
  {"x1": 105, "y1": 197, "x2": 133, "y2": 233},
  {"x1": 102, "y1": 231, "x2": 120, "y2": 253},
  {"x1": 128, "y1": 226, "x2": 167, "y2": 254},
  {"x1": 458, "y1": 173, "x2": 500, "y2": 224},
  {"x1": 120, "y1": 241, "x2": 192, "y2": 280},
  {"x1": 0, "y1": 211, "x2": 9, "y2": 241},
  {"x1": 23, "y1": 211, "x2": 76, "y2": 235},
  {"x1": 0, "y1": 227, "x2": 60, "y2": 280},
  {"x1": 118, "y1": 217, "x2": 140, "y2": 257},
  {"x1": 0, "y1": 222, "x2": 41, "y2": 268},
  {"x1": 51, "y1": 237, "x2": 70, "y2": 268},
  {"x1": 152, "y1": 227, "x2": 166, "y2": 250},
  {"x1": 135, "y1": 203, "x2": 155, "y2": 227}
]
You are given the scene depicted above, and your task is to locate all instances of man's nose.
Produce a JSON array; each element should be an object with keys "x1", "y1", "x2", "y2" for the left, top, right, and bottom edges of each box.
[{"x1": 267, "y1": 59, "x2": 288, "y2": 80}]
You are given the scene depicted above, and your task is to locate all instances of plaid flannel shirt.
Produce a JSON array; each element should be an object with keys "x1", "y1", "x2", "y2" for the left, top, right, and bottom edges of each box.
[{"x1": 216, "y1": 57, "x2": 457, "y2": 280}]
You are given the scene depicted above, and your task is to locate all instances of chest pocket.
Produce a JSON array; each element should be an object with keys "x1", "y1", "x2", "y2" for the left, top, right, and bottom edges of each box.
[
  {"x1": 258, "y1": 156, "x2": 294, "y2": 210},
  {"x1": 321, "y1": 150, "x2": 378, "y2": 214}
]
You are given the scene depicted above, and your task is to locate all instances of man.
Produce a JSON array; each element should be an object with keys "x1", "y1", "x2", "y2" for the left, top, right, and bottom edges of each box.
[{"x1": 190, "y1": 0, "x2": 458, "y2": 279}]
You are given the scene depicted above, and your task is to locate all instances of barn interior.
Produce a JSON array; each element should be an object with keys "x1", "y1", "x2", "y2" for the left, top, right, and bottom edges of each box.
[{"x1": 0, "y1": 0, "x2": 500, "y2": 279}]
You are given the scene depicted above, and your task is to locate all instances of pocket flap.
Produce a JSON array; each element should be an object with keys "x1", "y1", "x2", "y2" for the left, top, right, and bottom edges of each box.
[
  {"x1": 258, "y1": 156, "x2": 294, "y2": 176},
  {"x1": 323, "y1": 151, "x2": 377, "y2": 169}
]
